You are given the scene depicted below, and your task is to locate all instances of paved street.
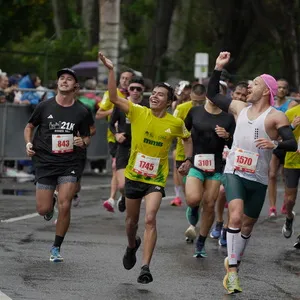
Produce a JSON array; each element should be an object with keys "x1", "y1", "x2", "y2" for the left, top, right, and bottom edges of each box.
[{"x1": 0, "y1": 175, "x2": 299, "y2": 300}]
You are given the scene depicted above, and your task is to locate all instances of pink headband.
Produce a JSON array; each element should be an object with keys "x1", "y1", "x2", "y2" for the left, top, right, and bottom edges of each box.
[{"x1": 260, "y1": 74, "x2": 278, "y2": 106}]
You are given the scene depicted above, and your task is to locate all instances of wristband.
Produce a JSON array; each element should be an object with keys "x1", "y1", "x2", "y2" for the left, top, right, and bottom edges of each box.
[{"x1": 290, "y1": 124, "x2": 295, "y2": 130}]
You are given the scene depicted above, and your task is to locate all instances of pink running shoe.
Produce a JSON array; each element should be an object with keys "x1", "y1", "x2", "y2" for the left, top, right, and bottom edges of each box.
[
  {"x1": 170, "y1": 197, "x2": 182, "y2": 207},
  {"x1": 281, "y1": 203, "x2": 287, "y2": 215},
  {"x1": 103, "y1": 199, "x2": 115, "y2": 213},
  {"x1": 269, "y1": 206, "x2": 277, "y2": 218}
]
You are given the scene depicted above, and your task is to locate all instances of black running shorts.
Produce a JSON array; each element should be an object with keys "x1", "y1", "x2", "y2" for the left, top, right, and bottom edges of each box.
[
  {"x1": 108, "y1": 142, "x2": 118, "y2": 158},
  {"x1": 284, "y1": 168, "x2": 300, "y2": 189},
  {"x1": 116, "y1": 144, "x2": 130, "y2": 170},
  {"x1": 273, "y1": 148, "x2": 286, "y2": 165},
  {"x1": 125, "y1": 178, "x2": 165, "y2": 199},
  {"x1": 222, "y1": 173, "x2": 267, "y2": 219}
]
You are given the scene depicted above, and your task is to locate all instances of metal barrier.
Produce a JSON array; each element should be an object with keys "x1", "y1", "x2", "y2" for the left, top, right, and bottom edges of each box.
[{"x1": 0, "y1": 103, "x2": 110, "y2": 174}]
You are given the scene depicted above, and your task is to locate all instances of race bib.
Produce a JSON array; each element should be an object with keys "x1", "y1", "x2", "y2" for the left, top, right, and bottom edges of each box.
[
  {"x1": 133, "y1": 153, "x2": 160, "y2": 178},
  {"x1": 233, "y1": 148, "x2": 259, "y2": 173},
  {"x1": 194, "y1": 154, "x2": 215, "y2": 172},
  {"x1": 52, "y1": 134, "x2": 74, "y2": 153}
]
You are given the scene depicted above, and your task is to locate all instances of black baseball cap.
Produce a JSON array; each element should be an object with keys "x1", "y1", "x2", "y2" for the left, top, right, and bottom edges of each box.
[{"x1": 57, "y1": 68, "x2": 78, "y2": 82}]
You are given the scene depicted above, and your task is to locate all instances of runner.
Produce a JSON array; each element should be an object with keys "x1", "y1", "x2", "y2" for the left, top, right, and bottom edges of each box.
[
  {"x1": 268, "y1": 79, "x2": 297, "y2": 217},
  {"x1": 96, "y1": 68, "x2": 134, "y2": 212},
  {"x1": 184, "y1": 98, "x2": 235, "y2": 257},
  {"x1": 281, "y1": 104, "x2": 300, "y2": 242},
  {"x1": 99, "y1": 52, "x2": 192, "y2": 284},
  {"x1": 170, "y1": 84, "x2": 207, "y2": 207},
  {"x1": 207, "y1": 52, "x2": 297, "y2": 294},
  {"x1": 24, "y1": 68, "x2": 91, "y2": 262},
  {"x1": 109, "y1": 76, "x2": 146, "y2": 212},
  {"x1": 210, "y1": 82, "x2": 249, "y2": 245}
]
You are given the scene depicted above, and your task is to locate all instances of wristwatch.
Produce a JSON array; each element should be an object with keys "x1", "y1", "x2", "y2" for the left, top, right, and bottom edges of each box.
[
  {"x1": 272, "y1": 140, "x2": 279, "y2": 149},
  {"x1": 184, "y1": 157, "x2": 193, "y2": 163}
]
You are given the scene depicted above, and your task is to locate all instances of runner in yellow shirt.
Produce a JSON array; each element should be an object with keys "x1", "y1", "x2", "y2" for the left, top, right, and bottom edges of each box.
[
  {"x1": 96, "y1": 69, "x2": 134, "y2": 212},
  {"x1": 282, "y1": 104, "x2": 300, "y2": 246},
  {"x1": 99, "y1": 52, "x2": 192, "y2": 284},
  {"x1": 171, "y1": 84, "x2": 206, "y2": 206}
]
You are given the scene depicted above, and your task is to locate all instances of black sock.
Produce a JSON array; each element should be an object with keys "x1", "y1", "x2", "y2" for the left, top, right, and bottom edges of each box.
[
  {"x1": 53, "y1": 235, "x2": 64, "y2": 248},
  {"x1": 197, "y1": 235, "x2": 207, "y2": 245}
]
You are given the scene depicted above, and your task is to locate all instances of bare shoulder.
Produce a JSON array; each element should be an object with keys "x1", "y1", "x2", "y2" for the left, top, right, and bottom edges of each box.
[
  {"x1": 229, "y1": 100, "x2": 247, "y2": 117},
  {"x1": 267, "y1": 108, "x2": 289, "y2": 128}
]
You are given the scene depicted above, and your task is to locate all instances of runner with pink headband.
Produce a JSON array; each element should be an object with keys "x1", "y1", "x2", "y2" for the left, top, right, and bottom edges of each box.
[
  {"x1": 207, "y1": 51, "x2": 297, "y2": 295},
  {"x1": 260, "y1": 74, "x2": 278, "y2": 106}
]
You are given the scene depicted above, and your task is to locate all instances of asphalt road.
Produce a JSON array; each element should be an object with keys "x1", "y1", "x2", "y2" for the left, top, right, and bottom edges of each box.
[{"x1": 0, "y1": 175, "x2": 299, "y2": 300}]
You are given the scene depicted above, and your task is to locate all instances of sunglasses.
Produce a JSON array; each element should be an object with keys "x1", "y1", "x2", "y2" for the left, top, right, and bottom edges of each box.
[{"x1": 129, "y1": 86, "x2": 143, "y2": 92}]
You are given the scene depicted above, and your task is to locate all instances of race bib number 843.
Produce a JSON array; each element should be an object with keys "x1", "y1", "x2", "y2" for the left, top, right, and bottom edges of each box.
[{"x1": 52, "y1": 134, "x2": 74, "y2": 153}]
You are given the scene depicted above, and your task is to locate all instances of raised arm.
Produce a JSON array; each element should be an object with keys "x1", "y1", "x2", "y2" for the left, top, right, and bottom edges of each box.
[
  {"x1": 207, "y1": 52, "x2": 246, "y2": 118},
  {"x1": 98, "y1": 52, "x2": 129, "y2": 114}
]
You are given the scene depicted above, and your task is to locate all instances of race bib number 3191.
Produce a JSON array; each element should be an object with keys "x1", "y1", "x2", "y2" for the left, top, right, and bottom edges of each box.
[
  {"x1": 52, "y1": 134, "x2": 74, "y2": 153},
  {"x1": 133, "y1": 153, "x2": 160, "y2": 178},
  {"x1": 233, "y1": 148, "x2": 259, "y2": 173}
]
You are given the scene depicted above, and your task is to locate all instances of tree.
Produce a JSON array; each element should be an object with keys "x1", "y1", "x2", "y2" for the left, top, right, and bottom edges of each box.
[{"x1": 98, "y1": 0, "x2": 121, "y2": 83}]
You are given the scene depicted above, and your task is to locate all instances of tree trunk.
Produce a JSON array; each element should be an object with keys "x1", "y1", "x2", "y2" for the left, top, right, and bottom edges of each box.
[
  {"x1": 82, "y1": 0, "x2": 99, "y2": 48},
  {"x1": 142, "y1": 0, "x2": 178, "y2": 81},
  {"x1": 98, "y1": 0, "x2": 121, "y2": 83},
  {"x1": 51, "y1": 0, "x2": 73, "y2": 38}
]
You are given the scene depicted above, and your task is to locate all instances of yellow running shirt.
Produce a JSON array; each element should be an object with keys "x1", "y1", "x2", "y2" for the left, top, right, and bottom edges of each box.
[
  {"x1": 99, "y1": 89, "x2": 126, "y2": 143},
  {"x1": 284, "y1": 105, "x2": 300, "y2": 169},
  {"x1": 173, "y1": 101, "x2": 193, "y2": 161},
  {"x1": 125, "y1": 101, "x2": 191, "y2": 187}
]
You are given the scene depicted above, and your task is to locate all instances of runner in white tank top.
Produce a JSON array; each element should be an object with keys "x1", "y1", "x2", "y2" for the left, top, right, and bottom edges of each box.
[
  {"x1": 225, "y1": 105, "x2": 273, "y2": 185},
  {"x1": 207, "y1": 52, "x2": 297, "y2": 295}
]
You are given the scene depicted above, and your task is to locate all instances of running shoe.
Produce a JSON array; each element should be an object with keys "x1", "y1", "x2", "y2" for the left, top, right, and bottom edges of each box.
[
  {"x1": 103, "y1": 198, "x2": 115, "y2": 213},
  {"x1": 186, "y1": 206, "x2": 199, "y2": 226},
  {"x1": 268, "y1": 206, "x2": 277, "y2": 218},
  {"x1": 50, "y1": 246, "x2": 63, "y2": 262},
  {"x1": 282, "y1": 212, "x2": 295, "y2": 238},
  {"x1": 281, "y1": 203, "x2": 287, "y2": 214},
  {"x1": 210, "y1": 221, "x2": 223, "y2": 239},
  {"x1": 170, "y1": 197, "x2": 182, "y2": 207},
  {"x1": 117, "y1": 195, "x2": 126, "y2": 212},
  {"x1": 219, "y1": 227, "x2": 227, "y2": 247},
  {"x1": 123, "y1": 236, "x2": 141, "y2": 270},
  {"x1": 185, "y1": 225, "x2": 197, "y2": 241},
  {"x1": 223, "y1": 257, "x2": 242, "y2": 294},
  {"x1": 137, "y1": 265, "x2": 153, "y2": 284},
  {"x1": 73, "y1": 193, "x2": 80, "y2": 207},
  {"x1": 44, "y1": 193, "x2": 57, "y2": 221},
  {"x1": 193, "y1": 239, "x2": 207, "y2": 258},
  {"x1": 294, "y1": 235, "x2": 300, "y2": 249}
]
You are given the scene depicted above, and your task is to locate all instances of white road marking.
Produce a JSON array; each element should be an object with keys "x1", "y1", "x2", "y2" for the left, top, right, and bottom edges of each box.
[
  {"x1": 0, "y1": 290, "x2": 13, "y2": 299},
  {"x1": 1, "y1": 213, "x2": 39, "y2": 223}
]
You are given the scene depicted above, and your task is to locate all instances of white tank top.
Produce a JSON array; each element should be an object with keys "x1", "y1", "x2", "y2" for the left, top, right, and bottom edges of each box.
[{"x1": 224, "y1": 106, "x2": 273, "y2": 185}]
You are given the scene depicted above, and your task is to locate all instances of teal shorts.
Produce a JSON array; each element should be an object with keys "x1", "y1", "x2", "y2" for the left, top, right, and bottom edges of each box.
[
  {"x1": 187, "y1": 167, "x2": 222, "y2": 182},
  {"x1": 222, "y1": 173, "x2": 267, "y2": 219}
]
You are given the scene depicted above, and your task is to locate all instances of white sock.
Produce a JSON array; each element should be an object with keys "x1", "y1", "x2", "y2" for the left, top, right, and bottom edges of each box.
[
  {"x1": 174, "y1": 185, "x2": 182, "y2": 198},
  {"x1": 227, "y1": 227, "x2": 241, "y2": 266},
  {"x1": 108, "y1": 198, "x2": 115, "y2": 206},
  {"x1": 236, "y1": 233, "x2": 251, "y2": 262}
]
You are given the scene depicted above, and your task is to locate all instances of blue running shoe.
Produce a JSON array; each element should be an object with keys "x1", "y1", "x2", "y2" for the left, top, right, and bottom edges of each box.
[
  {"x1": 219, "y1": 227, "x2": 227, "y2": 247},
  {"x1": 50, "y1": 246, "x2": 63, "y2": 262},
  {"x1": 193, "y1": 239, "x2": 208, "y2": 258},
  {"x1": 210, "y1": 221, "x2": 223, "y2": 239},
  {"x1": 186, "y1": 206, "x2": 199, "y2": 226}
]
